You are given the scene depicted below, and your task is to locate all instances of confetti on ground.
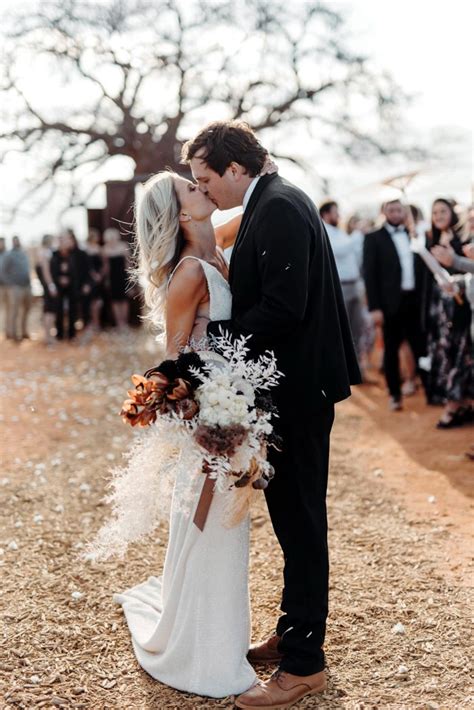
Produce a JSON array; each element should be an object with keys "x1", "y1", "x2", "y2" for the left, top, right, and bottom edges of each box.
[{"x1": 0, "y1": 326, "x2": 472, "y2": 709}]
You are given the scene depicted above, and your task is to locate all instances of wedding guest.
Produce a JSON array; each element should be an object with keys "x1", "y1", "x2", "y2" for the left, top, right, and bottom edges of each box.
[
  {"x1": 432, "y1": 233, "x2": 474, "y2": 338},
  {"x1": 0, "y1": 237, "x2": 8, "y2": 338},
  {"x1": 431, "y1": 207, "x2": 474, "y2": 275},
  {"x1": 50, "y1": 231, "x2": 79, "y2": 340},
  {"x1": 363, "y1": 199, "x2": 426, "y2": 410},
  {"x1": 462, "y1": 204, "x2": 474, "y2": 242},
  {"x1": 345, "y1": 214, "x2": 374, "y2": 269},
  {"x1": 394, "y1": 205, "x2": 429, "y2": 396},
  {"x1": 35, "y1": 234, "x2": 57, "y2": 346},
  {"x1": 408, "y1": 204, "x2": 430, "y2": 239},
  {"x1": 3, "y1": 236, "x2": 32, "y2": 342},
  {"x1": 425, "y1": 199, "x2": 473, "y2": 427},
  {"x1": 346, "y1": 214, "x2": 376, "y2": 373},
  {"x1": 103, "y1": 228, "x2": 130, "y2": 330},
  {"x1": 67, "y1": 230, "x2": 93, "y2": 328},
  {"x1": 82, "y1": 228, "x2": 105, "y2": 333},
  {"x1": 321, "y1": 200, "x2": 365, "y2": 364}
]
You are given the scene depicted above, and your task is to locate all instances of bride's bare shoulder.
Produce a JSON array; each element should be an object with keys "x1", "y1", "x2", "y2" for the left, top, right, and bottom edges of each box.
[{"x1": 167, "y1": 257, "x2": 207, "y2": 301}]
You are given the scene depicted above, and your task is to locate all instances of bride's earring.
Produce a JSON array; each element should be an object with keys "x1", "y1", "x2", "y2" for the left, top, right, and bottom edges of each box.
[{"x1": 180, "y1": 212, "x2": 192, "y2": 222}]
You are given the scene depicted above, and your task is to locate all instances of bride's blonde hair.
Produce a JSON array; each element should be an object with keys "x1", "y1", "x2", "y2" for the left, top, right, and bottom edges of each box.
[{"x1": 133, "y1": 171, "x2": 183, "y2": 328}]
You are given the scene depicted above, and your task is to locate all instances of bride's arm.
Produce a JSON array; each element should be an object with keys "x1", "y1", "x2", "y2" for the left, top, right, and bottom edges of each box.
[
  {"x1": 214, "y1": 213, "x2": 242, "y2": 250},
  {"x1": 165, "y1": 260, "x2": 208, "y2": 359}
]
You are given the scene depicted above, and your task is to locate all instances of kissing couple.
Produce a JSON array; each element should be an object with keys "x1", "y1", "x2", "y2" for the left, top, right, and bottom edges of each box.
[{"x1": 111, "y1": 120, "x2": 361, "y2": 708}]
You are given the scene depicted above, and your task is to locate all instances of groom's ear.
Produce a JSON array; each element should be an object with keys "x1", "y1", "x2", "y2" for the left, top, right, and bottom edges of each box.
[{"x1": 227, "y1": 162, "x2": 247, "y2": 181}]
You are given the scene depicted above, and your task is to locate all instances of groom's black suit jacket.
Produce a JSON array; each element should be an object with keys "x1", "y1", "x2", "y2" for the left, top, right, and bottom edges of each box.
[{"x1": 208, "y1": 174, "x2": 361, "y2": 411}]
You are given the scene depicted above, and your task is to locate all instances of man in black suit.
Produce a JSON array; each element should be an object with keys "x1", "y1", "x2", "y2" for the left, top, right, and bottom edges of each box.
[
  {"x1": 363, "y1": 199, "x2": 426, "y2": 410},
  {"x1": 51, "y1": 232, "x2": 80, "y2": 340},
  {"x1": 182, "y1": 121, "x2": 361, "y2": 709}
]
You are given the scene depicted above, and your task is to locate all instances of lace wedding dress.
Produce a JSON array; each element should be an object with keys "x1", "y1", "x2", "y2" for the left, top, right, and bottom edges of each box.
[{"x1": 113, "y1": 257, "x2": 257, "y2": 698}]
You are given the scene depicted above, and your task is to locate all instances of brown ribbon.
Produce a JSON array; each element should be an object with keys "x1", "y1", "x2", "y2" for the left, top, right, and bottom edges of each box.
[{"x1": 193, "y1": 465, "x2": 215, "y2": 532}]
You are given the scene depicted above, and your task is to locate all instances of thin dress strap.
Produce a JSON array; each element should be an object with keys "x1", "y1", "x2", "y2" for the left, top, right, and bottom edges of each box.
[{"x1": 166, "y1": 255, "x2": 230, "y2": 323}]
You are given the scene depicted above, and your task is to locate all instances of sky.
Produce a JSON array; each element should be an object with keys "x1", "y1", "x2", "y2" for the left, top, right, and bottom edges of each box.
[
  {"x1": 350, "y1": 0, "x2": 471, "y2": 131},
  {"x1": 324, "y1": 0, "x2": 472, "y2": 210},
  {"x1": 0, "y1": 0, "x2": 472, "y2": 243}
]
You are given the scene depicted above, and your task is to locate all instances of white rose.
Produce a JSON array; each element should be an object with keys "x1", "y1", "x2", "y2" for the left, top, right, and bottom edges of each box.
[{"x1": 218, "y1": 392, "x2": 229, "y2": 406}]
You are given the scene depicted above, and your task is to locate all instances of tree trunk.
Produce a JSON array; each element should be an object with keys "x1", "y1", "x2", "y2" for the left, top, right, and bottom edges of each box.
[{"x1": 133, "y1": 134, "x2": 182, "y2": 176}]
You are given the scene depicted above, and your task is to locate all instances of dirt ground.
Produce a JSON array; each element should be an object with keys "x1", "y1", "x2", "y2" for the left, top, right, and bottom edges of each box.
[{"x1": 1, "y1": 320, "x2": 472, "y2": 709}]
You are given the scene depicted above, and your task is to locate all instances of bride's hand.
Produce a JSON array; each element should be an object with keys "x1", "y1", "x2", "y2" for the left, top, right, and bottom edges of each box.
[{"x1": 259, "y1": 155, "x2": 278, "y2": 176}]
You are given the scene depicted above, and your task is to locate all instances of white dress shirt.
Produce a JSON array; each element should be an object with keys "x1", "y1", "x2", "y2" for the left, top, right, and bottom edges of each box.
[
  {"x1": 385, "y1": 222, "x2": 415, "y2": 290},
  {"x1": 242, "y1": 176, "x2": 261, "y2": 211},
  {"x1": 323, "y1": 222, "x2": 360, "y2": 282}
]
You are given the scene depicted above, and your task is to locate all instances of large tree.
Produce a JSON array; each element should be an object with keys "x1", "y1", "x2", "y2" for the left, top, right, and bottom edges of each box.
[{"x1": 0, "y1": 0, "x2": 410, "y2": 219}]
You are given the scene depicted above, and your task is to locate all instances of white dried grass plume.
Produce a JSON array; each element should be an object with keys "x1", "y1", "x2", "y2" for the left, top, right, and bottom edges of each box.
[{"x1": 82, "y1": 420, "x2": 202, "y2": 561}]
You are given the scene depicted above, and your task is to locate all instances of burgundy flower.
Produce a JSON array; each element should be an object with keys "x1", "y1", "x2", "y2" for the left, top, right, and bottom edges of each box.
[{"x1": 194, "y1": 423, "x2": 247, "y2": 457}]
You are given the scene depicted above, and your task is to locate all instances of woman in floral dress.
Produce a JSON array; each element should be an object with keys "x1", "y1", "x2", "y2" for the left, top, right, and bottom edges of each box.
[{"x1": 424, "y1": 198, "x2": 473, "y2": 427}]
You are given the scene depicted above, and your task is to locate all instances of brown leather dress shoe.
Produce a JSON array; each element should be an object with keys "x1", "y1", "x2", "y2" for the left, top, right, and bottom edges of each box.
[
  {"x1": 235, "y1": 669, "x2": 327, "y2": 709},
  {"x1": 247, "y1": 634, "x2": 283, "y2": 665}
]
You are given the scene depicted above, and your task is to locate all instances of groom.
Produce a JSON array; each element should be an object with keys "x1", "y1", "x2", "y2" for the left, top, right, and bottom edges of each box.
[{"x1": 182, "y1": 121, "x2": 361, "y2": 708}]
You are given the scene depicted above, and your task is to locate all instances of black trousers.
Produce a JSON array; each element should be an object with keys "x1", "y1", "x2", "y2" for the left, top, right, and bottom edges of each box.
[
  {"x1": 382, "y1": 291, "x2": 426, "y2": 399},
  {"x1": 56, "y1": 288, "x2": 78, "y2": 340},
  {"x1": 266, "y1": 399, "x2": 335, "y2": 675}
]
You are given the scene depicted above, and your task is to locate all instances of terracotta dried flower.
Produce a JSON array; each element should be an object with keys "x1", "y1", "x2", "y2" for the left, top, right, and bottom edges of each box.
[{"x1": 120, "y1": 371, "x2": 198, "y2": 427}]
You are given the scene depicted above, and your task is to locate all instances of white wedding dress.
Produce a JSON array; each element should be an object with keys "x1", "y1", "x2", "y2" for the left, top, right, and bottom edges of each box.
[{"x1": 113, "y1": 257, "x2": 257, "y2": 698}]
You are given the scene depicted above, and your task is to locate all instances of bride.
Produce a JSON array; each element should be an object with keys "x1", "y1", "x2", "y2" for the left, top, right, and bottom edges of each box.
[{"x1": 112, "y1": 170, "x2": 256, "y2": 699}]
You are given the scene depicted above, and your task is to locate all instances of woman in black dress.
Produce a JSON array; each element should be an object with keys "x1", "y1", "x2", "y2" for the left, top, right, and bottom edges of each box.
[
  {"x1": 425, "y1": 198, "x2": 473, "y2": 427},
  {"x1": 50, "y1": 232, "x2": 80, "y2": 340},
  {"x1": 83, "y1": 228, "x2": 105, "y2": 333},
  {"x1": 103, "y1": 228, "x2": 130, "y2": 330}
]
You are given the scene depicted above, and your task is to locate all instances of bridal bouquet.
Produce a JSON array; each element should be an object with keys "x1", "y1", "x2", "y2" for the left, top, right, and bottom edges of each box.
[
  {"x1": 120, "y1": 331, "x2": 282, "y2": 492},
  {"x1": 84, "y1": 332, "x2": 281, "y2": 560}
]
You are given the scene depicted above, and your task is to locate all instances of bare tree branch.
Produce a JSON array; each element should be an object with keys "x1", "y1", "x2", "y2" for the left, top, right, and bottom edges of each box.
[{"x1": 0, "y1": 0, "x2": 413, "y2": 220}]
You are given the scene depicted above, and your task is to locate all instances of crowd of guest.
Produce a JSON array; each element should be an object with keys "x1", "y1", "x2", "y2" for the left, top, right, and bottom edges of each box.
[
  {"x1": 211, "y1": 193, "x2": 473, "y2": 431},
  {"x1": 2, "y1": 197, "x2": 473, "y2": 431},
  {"x1": 0, "y1": 227, "x2": 133, "y2": 346},
  {"x1": 318, "y1": 198, "x2": 473, "y2": 430}
]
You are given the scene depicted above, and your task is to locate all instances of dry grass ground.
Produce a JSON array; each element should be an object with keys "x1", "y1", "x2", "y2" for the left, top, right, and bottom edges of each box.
[{"x1": 1, "y1": 328, "x2": 472, "y2": 709}]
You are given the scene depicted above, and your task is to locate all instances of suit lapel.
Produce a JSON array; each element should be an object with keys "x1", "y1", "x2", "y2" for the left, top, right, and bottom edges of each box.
[{"x1": 229, "y1": 174, "x2": 278, "y2": 285}]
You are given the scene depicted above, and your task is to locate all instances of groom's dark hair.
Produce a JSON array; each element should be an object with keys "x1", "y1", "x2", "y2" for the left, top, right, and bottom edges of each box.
[{"x1": 181, "y1": 120, "x2": 268, "y2": 177}]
